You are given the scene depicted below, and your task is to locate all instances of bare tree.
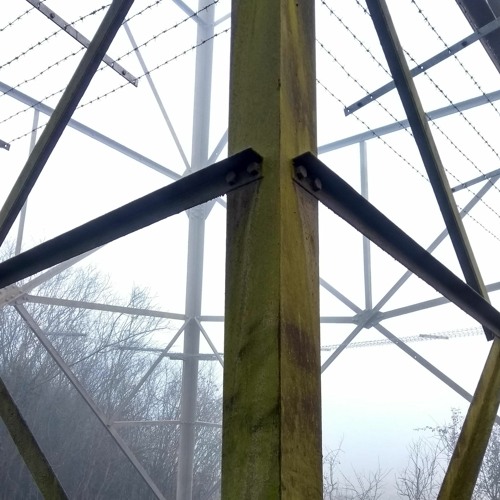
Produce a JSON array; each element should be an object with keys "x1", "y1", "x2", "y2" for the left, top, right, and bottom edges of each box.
[
  {"x1": 323, "y1": 440, "x2": 389, "y2": 500},
  {"x1": 475, "y1": 424, "x2": 500, "y2": 500},
  {"x1": 341, "y1": 465, "x2": 388, "y2": 500},
  {"x1": 323, "y1": 444, "x2": 343, "y2": 499},
  {"x1": 396, "y1": 437, "x2": 442, "y2": 500},
  {"x1": 0, "y1": 264, "x2": 222, "y2": 499},
  {"x1": 396, "y1": 409, "x2": 500, "y2": 500}
]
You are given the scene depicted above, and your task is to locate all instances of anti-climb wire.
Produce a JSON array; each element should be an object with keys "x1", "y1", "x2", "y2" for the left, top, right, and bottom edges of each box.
[
  {"x1": 0, "y1": 0, "x2": 170, "y2": 101},
  {"x1": 320, "y1": 0, "x2": 500, "y2": 236},
  {"x1": 0, "y1": 0, "x2": 220, "y2": 134},
  {"x1": 406, "y1": 0, "x2": 500, "y2": 192},
  {"x1": 0, "y1": 4, "x2": 37, "y2": 33},
  {"x1": 5, "y1": 27, "x2": 230, "y2": 145},
  {"x1": 0, "y1": 3, "x2": 111, "y2": 71},
  {"x1": 353, "y1": 0, "x2": 500, "y2": 213},
  {"x1": 317, "y1": 74, "x2": 500, "y2": 244},
  {"x1": 409, "y1": 0, "x2": 500, "y2": 123}
]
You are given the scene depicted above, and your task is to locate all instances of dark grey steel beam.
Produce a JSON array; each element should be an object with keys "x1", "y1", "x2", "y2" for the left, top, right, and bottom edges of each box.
[
  {"x1": 319, "y1": 89, "x2": 500, "y2": 152},
  {"x1": 456, "y1": 0, "x2": 500, "y2": 73},
  {"x1": 0, "y1": 149, "x2": 262, "y2": 288},
  {"x1": 0, "y1": 0, "x2": 135, "y2": 247},
  {"x1": 293, "y1": 152, "x2": 500, "y2": 338},
  {"x1": 319, "y1": 174, "x2": 499, "y2": 371},
  {"x1": 0, "y1": 139, "x2": 10, "y2": 151},
  {"x1": 0, "y1": 377, "x2": 69, "y2": 499},
  {"x1": 0, "y1": 82, "x2": 180, "y2": 180},
  {"x1": 345, "y1": 16, "x2": 500, "y2": 115},
  {"x1": 366, "y1": 0, "x2": 492, "y2": 339}
]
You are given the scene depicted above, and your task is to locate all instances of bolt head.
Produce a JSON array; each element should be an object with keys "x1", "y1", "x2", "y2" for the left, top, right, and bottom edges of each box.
[
  {"x1": 313, "y1": 178, "x2": 322, "y2": 191},
  {"x1": 295, "y1": 165, "x2": 308, "y2": 180},
  {"x1": 226, "y1": 171, "x2": 237, "y2": 185},
  {"x1": 246, "y1": 162, "x2": 260, "y2": 176}
]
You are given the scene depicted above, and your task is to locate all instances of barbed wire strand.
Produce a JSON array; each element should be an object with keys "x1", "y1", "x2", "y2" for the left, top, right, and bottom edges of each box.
[
  {"x1": 406, "y1": 0, "x2": 500, "y2": 192},
  {"x1": 409, "y1": 0, "x2": 500, "y2": 122},
  {"x1": 0, "y1": 4, "x2": 37, "y2": 33},
  {"x1": 399, "y1": 46, "x2": 500, "y2": 213},
  {"x1": 6, "y1": 27, "x2": 230, "y2": 145},
  {"x1": 113, "y1": 0, "x2": 219, "y2": 64},
  {"x1": 318, "y1": 0, "x2": 391, "y2": 78},
  {"x1": 320, "y1": 0, "x2": 500, "y2": 231},
  {"x1": 1, "y1": 48, "x2": 86, "y2": 101},
  {"x1": 317, "y1": 78, "x2": 500, "y2": 244},
  {"x1": 0, "y1": 0, "x2": 219, "y2": 126},
  {"x1": 0, "y1": 3, "x2": 110, "y2": 71},
  {"x1": 349, "y1": 0, "x2": 500, "y2": 211}
]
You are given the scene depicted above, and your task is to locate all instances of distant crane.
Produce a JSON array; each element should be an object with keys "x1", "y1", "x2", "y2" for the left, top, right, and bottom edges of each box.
[{"x1": 321, "y1": 326, "x2": 484, "y2": 351}]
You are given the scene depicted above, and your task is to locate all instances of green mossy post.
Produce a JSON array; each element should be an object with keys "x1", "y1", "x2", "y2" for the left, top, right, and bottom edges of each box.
[
  {"x1": 222, "y1": 1, "x2": 322, "y2": 498},
  {"x1": 0, "y1": 378, "x2": 68, "y2": 499},
  {"x1": 438, "y1": 339, "x2": 500, "y2": 499}
]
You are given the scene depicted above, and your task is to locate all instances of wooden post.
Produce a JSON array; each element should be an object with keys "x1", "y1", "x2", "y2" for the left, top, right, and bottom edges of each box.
[
  {"x1": 0, "y1": 378, "x2": 68, "y2": 499},
  {"x1": 438, "y1": 339, "x2": 500, "y2": 499},
  {"x1": 222, "y1": 1, "x2": 322, "y2": 498}
]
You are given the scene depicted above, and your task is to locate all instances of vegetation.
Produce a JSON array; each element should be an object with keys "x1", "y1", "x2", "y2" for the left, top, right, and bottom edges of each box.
[
  {"x1": 0, "y1": 265, "x2": 221, "y2": 499},
  {"x1": 2, "y1": 261, "x2": 499, "y2": 499},
  {"x1": 324, "y1": 408, "x2": 500, "y2": 499}
]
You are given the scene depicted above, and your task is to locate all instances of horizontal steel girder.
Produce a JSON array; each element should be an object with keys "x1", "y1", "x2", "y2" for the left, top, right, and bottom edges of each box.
[
  {"x1": 0, "y1": 149, "x2": 262, "y2": 288},
  {"x1": 293, "y1": 152, "x2": 500, "y2": 339}
]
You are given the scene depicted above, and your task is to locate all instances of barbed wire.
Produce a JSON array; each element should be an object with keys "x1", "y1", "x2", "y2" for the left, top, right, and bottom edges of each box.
[
  {"x1": 401, "y1": 46, "x2": 500, "y2": 205},
  {"x1": 125, "y1": 0, "x2": 164, "y2": 24},
  {"x1": 5, "y1": 27, "x2": 230, "y2": 145},
  {"x1": 318, "y1": 0, "x2": 391, "y2": 78},
  {"x1": 320, "y1": 0, "x2": 500, "y2": 233},
  {"x1": 0, "y1": 0, "x2": 220, "y2": 129},
  {"x1": 317, "y1": 78, "x2": 500, "y2": 245},
  {"x1": 409, "y1": 0, "x2": 500, "y2": 121},
  {"x1": 317, "y1": 78, "x2": 427, "y2": 181},
  {"x1": 407, "y1": 0, "x2": 500, "y2": 185},
  {"x1": 317, "y1": 40, "x2": 403, "y2": 129},
  {"x1": 0, "y1": 4, "x2": 37, "y2": 33},
  {"x1": 78, "y1": 26, "x2": 229, "y2": 110},
  {"x1": 348, "y1": 0, "x2": 500, "y2": 178},
  {"x1": 113, "y1": 0, "x2": 219, "y2": 64},
  {"x1": 1, "y1": 47, "x2": 85, "y2": 101},
  {"x1": 0, "y1": 3, "x2": 110, "y2": 71}
]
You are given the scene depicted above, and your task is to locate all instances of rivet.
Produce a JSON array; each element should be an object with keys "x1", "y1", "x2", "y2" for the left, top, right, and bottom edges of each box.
[
  {"x1": 313, "y1": 178, "x2": 322, "y2": 191},
  {"x1": 246, "y1": 162, "x2": 260, "y2": 176},
  {"x1": 295, "y1": 165, "x2": 308, "y2": 180},
  {"x1": 226, "y1": 171, "x2": 237, "y2": 185}
]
